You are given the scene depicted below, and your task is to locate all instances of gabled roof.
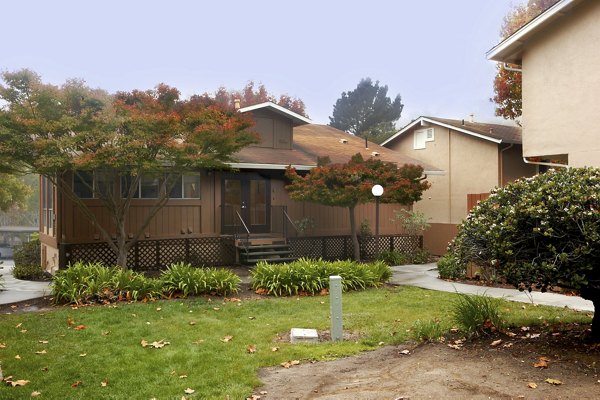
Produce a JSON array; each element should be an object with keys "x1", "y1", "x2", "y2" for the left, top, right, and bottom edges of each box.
[
  {"x1": 232, "y1": 124, "x2": 441, "y2": 173},
  {"x1": 238, "y1": 102, "x2": 312, "y2": 126},
  {"x1": 486, "y1": 0, "x2": 584, "y2": 64},
  {"x1": 381, "y1": 116, "x2": 521, "y2": 146}
]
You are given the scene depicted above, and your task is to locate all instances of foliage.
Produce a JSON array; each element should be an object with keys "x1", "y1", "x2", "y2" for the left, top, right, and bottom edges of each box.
[
  {"x1": 411, "y1": 319, "x2": 445, "y2": 342},
  {"x1": 449, "y1": 167, "x2": 600, "y2": 337},
  {"x1": 409, "y1": 249, "x2": 430, "y2": 264},
  {"x1": 391, "y1": 209, "x2": 430, "y2": 236},
  {"x1": 0, "y1": 69, "x2": 258, "y2": 268},
  {"x1": 329, "y1": 78, "x2": 403, "y2": 143},
  {"x1": 11, "y1": 264, "x2": 46, "y2": 281},
  {"x1": 12, "y1": 238, "x2": 41, "y2": 268},
  {"x1": 207, "y1": 80, "x2": 308, "y2": 117},
  {"x1": 491, "y1": 0, "x2": 559, "y2": 121},
  {"x1": 0, "y1": 173, "x2": 30, "y2": 212},
  {"x1": 452, "y1": 293, "x2": 505, "y2": 336},
  {"x1": 359, "y1": 218, "x2": 372, "y2": 237},
  {"x1": 293, "y1": 216, "x2": 315, "y2": 236},
  {"x1": 286, "y1": 153, "x2": 430, "y2": 260},
  {"x1": 437, "y1": 253, "x2": 466, "y2": 280},
  {"x1": 378, "y1": 250, "x2": 410, "y2": 266},
  {"x1": 160, "y1": 262, "x2": 240, "y2": 296},
  {"x1": 250, "y1": 258, "x2": 392, "y2": 296},
  {"x1": 51, "y1": 261, "x2": 163, "y2": 304},
  {"x1": 0, "y1": 173, "x2": 38, "y2": 226}
]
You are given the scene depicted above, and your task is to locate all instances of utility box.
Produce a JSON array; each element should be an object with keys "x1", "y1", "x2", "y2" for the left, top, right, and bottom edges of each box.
[{"x1": 290, "y1": 328, "x2": 319, "y2": 344}]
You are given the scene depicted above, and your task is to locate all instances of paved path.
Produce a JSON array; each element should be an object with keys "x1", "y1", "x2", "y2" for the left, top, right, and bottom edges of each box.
[
  {"x1": 390, "y1": 263, "x2": 594, "y2": 312},
  {"x1": 0, "y1": 260, "x2": 52, "y2": 305}
]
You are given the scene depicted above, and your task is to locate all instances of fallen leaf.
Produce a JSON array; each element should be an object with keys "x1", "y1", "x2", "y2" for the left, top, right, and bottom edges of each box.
[
  {"x1": 20, "y1": 330, "x2": 28, "y2": 334},
  {"x1": 248, "y1": 316, "x2": 256, "y2": 320},
  {"x1": 41, "y1": 367, "x2": 48, "y2": 372},
  {"x1": 15, "y1": 355, "x2": 21, "y2": 360},
  {"x1": 520, "y1": 326, "x2": 530, "y2": 331},
  {"x1": 35, "y1": 350, "x2": 47, "y2": 355},
  {"x1": 528, "y1": 382, "x2": 538, "y2": 389},
  {"x1": 226, "y1": 297, "x2": 241, "y2": 302},
  {"x1": 189, "y1": 321, "x2": 196, "y2": 326},
  {"x1": 247, "y1": 395, "x2": 261, "y2": 400},
  {"x1": 156, "y1": 307, "x2": 162, "y2": 311},
  {"x1": 378, "y1": 341, "x2": 385, "y2": 346},
  {"x1": 71, "y1": 380, "x2": 82, "y2": 388},
  {"x1": 247, "y1": 344, "x2": 257, "y2": 353},
  {"x1": 0, "y1": 343, "x2": 6, "y2": 348},
  {"x1": 192, "y1": 339, "x2": 204, "y2": 345},
  {"x1": 399, "y1": 349, "x2": 410, "y2": 355},
  {"x1": 221, "y1": 335, "x2": 233, "y2": 343},
  {"x1": 141, "y1": 339, "x2": 149, "y2": 347},
  {"x1": 490, "y1": 339, "x2": 503, "y2": 347},
  {"x1": 271, "y1": 347, "x2": 279, "y2": 352},
  {"x1": 10, "y1": 305, "x2": 17, "y2": 309},
  {"x1": 101, "y1": 378, "x2": 109, "y2": 387},
  {"x1": 79, "y1": 353, "x2": 87, "y2": 357},
  {"x1": 6, "y1": 379, "x2": 29, "y2": 387},
  {"x1": 101, "y1": 331, "x2": 111, "y2": 336},
  {"x1": 213, "y1": 307, "x2": 220, "y2": 311},
  {"x1": 184, "y1": 388, "x2": 195, "y2": 394},
  {"x1": 179, "y1": 375, "x2": 188, "y2": 379},
  {"x1": 15, "y1": 323, "x2": 22, "y2": 328},
  {"x1": 31, "y1": 390, "x2": 42, "y2": 397},
  {"x1": 545, "y1": 378, "x2": 562, "y2": 385},
  {"x1": 505, "y1": 331, "x2": 517, "y2": 337},
  {"x1": 74, "y1": 325, "x2": 86, "y2": 331},
  {"x1": 67, "y1": 318, "x2": 76, "y2": 326},
  {"x1": 534, "y1": 357, "x2": 550, "y2": 368},
  {"x1": 38, "y1": 340, "x2": 49, "y2": 344}
]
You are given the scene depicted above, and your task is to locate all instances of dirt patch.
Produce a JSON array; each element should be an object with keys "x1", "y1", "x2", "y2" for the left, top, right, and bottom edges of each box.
[{"x1": 254, "y1": 324, "x2": 600, "y2": 399}]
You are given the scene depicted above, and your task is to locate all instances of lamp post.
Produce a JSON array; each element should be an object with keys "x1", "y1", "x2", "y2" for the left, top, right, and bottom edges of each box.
[{"x1": 371, "y1": 184, "x2": 384, "y2": 258}]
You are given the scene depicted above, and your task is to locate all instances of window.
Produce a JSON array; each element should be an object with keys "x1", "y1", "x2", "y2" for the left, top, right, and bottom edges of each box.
[
  {"x1": 73, "y1": 170, "x2": 113, "y2": 199},
  {"x1": 41, "y1": 176, "x2": 54, "y2": 234},
  {"x1": 413, "y1": 128, "x2": 434, "y2": 149},
  {"x1": 122, "y1": 173, "x2": 201, "y2": 199}
]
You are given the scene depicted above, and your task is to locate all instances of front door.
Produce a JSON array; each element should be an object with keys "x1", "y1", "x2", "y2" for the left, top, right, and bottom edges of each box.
[{"x1": 221, "y1": 173, "x2": 270, "y2": 234}]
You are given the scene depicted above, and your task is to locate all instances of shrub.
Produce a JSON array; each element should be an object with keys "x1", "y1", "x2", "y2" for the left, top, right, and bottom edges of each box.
[
  {"x1": 448, "y1": 167, "x2": 600, "y2": 338},
  {"x1": 11, "y1": 264, "x2": 47, "y2": 281},
  {"x1": 13, "y1": 238, "x2": 41, "y2": 268},
  {"x1": 52, "y1": 261, "x2": 163, "y2": 304},
  {"x1": 160, "y1": 262, "x2": 240, "y2": 297},
  {"x1": 451, "y1": 293, "x2": 504, "y2": 336},
  {"x1": 409, "y1": 249, "x2": 430, "y2": 264},
  {"x1": 378, "y1": 250, "x2": 410, "y2": 266},
  {"x1": 391, "y1": 209, "x2": 430, "y2": 236},
  {"x1": 251, "y1": 258, "x2": 392, "y2": 296},
  {"x1": 437, "y1": 254, "x2": 466, "y2": 279}
]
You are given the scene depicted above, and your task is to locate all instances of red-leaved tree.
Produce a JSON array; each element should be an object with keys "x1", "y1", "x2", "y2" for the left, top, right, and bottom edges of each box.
[{"x1": 285, "y1": 154, "x2": 429, "y2": 261}]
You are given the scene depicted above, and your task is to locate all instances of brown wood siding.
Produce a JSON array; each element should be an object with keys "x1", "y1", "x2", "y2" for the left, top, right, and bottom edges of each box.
[
  {"x1": 467, "y1": 193, "x2": 490, "y2": 213},
  {"x1": 423, "y1": 223, "x2": 458, "y2": 256}
]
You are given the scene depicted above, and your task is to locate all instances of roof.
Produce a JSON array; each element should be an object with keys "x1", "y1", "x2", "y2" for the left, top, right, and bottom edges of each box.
[
  {"x1": 381, "y1": 116, "x2": 522, "y2": 146},
  {"x1": 238, "y1": 102, "x2": 312, "y2": 126},
  {"x1": 486, "y1": 0, "x2": 584, "y2": 64},
  {"x1": 232, "y1": 124, "x2": 440, "y2": 173}
]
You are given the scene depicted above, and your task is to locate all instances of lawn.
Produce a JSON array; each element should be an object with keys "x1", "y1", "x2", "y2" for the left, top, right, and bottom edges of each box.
[{"x1": 0, "y1": 286, "x2": 591, "y2": 399}]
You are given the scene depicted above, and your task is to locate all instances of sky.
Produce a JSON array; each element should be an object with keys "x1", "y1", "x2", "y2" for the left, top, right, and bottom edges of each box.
[{"x1": 1, "y1": 0, "x2": 525, "y2": 128}]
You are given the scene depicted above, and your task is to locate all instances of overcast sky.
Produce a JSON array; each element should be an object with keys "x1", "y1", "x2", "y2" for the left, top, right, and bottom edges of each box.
[{"x1": 1, "y1": 0, "x2": 525, "y2": 127}]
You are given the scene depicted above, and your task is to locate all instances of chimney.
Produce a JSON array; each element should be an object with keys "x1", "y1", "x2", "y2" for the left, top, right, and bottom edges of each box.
[
  {"x1": 234, "y1": 98, "x2": 241, "y2": 110},
  {"x1": 469, "y1": 113, "x2": 474, "y2": 123},
  {"x1": 461, "y1": 119, "x2": 465, "y2": 126}
]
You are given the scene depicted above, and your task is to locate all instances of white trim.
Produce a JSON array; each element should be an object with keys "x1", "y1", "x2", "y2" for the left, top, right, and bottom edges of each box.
[
  {"x1": 486, "y1": 0, "x2": 579, "y2": 63},
  {"x1": 238, "y1": 101, "x2": 312, "y2": 125},
  {"x1": 424, "y1": 170, "x2": 446, "y2": 176},
  {"x1": 382, "y1": 117, "x2": 502, "y2": 146},
  {"x1": 227, "y1": 162, "x2": 316, "y2": 171}
]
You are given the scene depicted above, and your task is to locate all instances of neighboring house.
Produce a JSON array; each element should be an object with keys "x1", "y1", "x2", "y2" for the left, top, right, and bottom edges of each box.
[
  {"x1": 381, "y1": 116, "x2": 537, "y2": 255},
  {"x1": 487, "y1": 0, "x2": 600, "y2": 167},
  {"x1": 40, "y1": 102, "x2": 436, "y2": 272}
]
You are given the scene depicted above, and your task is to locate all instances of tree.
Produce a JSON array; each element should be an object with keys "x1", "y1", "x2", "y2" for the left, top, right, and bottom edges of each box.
[
  {"x1": 285, "y1": 153, "x2": 429, "y2": 261},
  {"x1": 449, "y1": 168, "x2": 600, "y2": 339},
  {"x1": 329, "y1": 78, "x2": 403, "y2": 143},
  {"x1": 0, "y1": 69, "x2": 258, "y2": 268},
  {"x1": 207, "y1": 81, "x2": 308, "y2": 117},
  {"x1": 0, "y1": 173, "x2": 31, "y2": 212},
  {"x1": 491, "y1": 0, "x2": 559, "y2": 122}
]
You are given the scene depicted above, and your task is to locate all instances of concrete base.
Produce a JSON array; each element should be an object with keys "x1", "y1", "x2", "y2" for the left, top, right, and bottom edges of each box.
[{"x1": 290, "y1": 328, "x2": 319, "y2": 344}]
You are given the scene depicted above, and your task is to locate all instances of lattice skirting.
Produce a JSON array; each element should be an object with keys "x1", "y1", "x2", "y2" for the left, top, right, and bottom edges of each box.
[{"x1": 63, "y1": 234, "x2": 422, "y2": 269}]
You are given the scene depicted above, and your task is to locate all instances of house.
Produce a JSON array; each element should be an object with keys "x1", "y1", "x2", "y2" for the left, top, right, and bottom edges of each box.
[
  {"x1": 40, "y1": 102, "x2": 437, "y2": 272},
  {"x1": 381, "y1": 116, "x2": 537, "y2": 255},
  {"x1": 487, "y1": 0, "x2": 600, "y2": 167}
]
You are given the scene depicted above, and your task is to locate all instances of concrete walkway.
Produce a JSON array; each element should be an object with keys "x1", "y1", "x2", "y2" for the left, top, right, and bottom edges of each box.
[
  {"x1": 390, "y1": 263, "x2": 594, "y2": 312},
  {"x1": 0, "y1": 260, "x2": 52, "y2": 305}
]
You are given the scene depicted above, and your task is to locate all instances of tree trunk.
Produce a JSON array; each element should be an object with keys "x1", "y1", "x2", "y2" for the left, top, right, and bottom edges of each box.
[{"x1": 349, "y1": 205, "x2": 360, "y2": 261}]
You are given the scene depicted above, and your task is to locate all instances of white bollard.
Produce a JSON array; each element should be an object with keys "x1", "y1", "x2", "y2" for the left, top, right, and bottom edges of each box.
[{"x1": 329, "y1": 275, "x2": 343, "y2": 341}]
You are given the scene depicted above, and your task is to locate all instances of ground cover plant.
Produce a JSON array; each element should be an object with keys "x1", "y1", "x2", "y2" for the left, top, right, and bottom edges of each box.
[
  {"x1": 0, "y1": 287, "x2": 590, "y2": 399},
  {"x1": 251, "y1": 258, "x2": 392, "y2": 296}
]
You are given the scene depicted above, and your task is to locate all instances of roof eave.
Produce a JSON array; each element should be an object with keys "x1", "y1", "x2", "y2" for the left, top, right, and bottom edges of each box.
[
  {"x1": 486, "y1": 0, "x2": 580, "y2": 63},
  {"x1": 238, "y1": 102, "x2": 312, "y2": 125}
]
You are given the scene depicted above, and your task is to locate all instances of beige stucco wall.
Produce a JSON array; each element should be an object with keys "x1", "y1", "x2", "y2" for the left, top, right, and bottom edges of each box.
[
  {"x1": 387, "y1": 126, "x2": 499, "y2": 225},
  {"x1": 522, "y1": 0, "x2": 600, "y2": 167}
]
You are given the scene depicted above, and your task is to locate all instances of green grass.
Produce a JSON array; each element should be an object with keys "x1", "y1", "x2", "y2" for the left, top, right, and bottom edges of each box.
[{"x1": 0, "y1": 287, "x2": 591, "y2": 399}]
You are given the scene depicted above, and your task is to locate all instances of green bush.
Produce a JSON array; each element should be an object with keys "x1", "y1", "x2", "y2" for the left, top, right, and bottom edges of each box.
[
  {"x1": 448, "y1": 167, "x2": 600, "y2": 338},
  {"x1": 251, "y1": 258, "x2": 392, "y2": 296},
  {"x1": 451, "y1": 293, "x2": 504, "y2": 336},
  {"x1": 13, "y1": 239, "x2": 41, "y2": 268},
  {"x1": 52, "y1": 261, "x2": 163, "y2": 304},
  {"x1": 378, "y1": 250, "x2": 410, "y2": 266},
  {"x1": 437, "y1": 253, "x2": 466, "y2": 279},
  {"x1": 160, "y1": 262, "x2": 240, "y2": 296},
  {"x1": 409, "y1": 249, "x2": 430, "y2": 264},
  {"x1": 11, "y1": 264, "x2": 47, "y2": 281}
]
